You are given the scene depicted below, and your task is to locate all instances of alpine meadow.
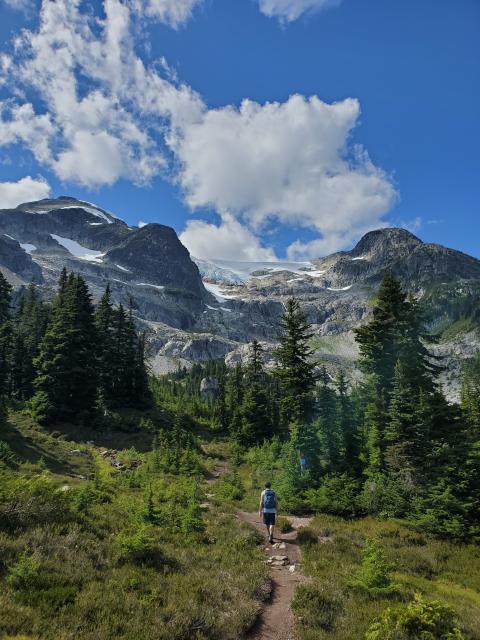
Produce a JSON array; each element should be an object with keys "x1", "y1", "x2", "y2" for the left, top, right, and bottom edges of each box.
[{"x1": 0, "y1": 1, "x2": 479, "y2": 639}]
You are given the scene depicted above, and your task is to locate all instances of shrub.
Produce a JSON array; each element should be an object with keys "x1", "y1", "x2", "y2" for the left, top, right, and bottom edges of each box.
[
  {"x1": 351, "y1": 538, "x2": 400, "y2": 596},
  {"x1": 7, "y1": 553, "x2": 41, "y2": 591},
  {"x1": 292, "y1": 585, "x2": 342, "y2": 631},
  {"x1": 116, "y1": 526, "x2": 159, "y2": 565},
  {"x1": 214, "y1": 470, "x2": 244, "y2": 501},
  {"x1": 276, "y1": 516, "x2": 293, "y2": 533},
  {"x1": 297, "y1": 527, "x2": 318, "y2": 545},
  {"x1": 0, "y1": 441, "x2": 17, "y2": 466},
  {"x1": 365, "y1": 593, "x2": 465, "y2": 639},
  {"x1": 306, "y1": 473, "x2": 361, "y2": 517},
  {"x1": 0, "y1": 473, "x2": 73, "y2": 530}
]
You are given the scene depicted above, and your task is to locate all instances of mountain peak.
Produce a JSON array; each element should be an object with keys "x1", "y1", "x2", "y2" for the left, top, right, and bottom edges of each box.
[{"x1": 352, "y1": 227, "x2": 422, "y2": 256}]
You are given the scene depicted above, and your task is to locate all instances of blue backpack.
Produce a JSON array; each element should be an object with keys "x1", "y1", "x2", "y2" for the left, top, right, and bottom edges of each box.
[{"x1": 264, "y1": 489, "x2": 276, "y2": 510}]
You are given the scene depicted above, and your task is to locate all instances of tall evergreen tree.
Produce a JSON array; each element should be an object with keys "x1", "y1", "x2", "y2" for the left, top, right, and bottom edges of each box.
[
  {"x1": 10, "y1": 285, "x2": 50, "y2": 400},
  {"x1": 0, "y1": 272, "x2": 12, "y2": 428},
  {"x1": 31, "y1": 272, "x2": 98, "y2": 424},
  {"x1": 274, "y1": 298, "x2": 316, "y2": 428},
  {"x1": 315, "y1": 366, "x2": 340, "y2": 473},
  {"x1": 336, "y1": 371, "x2": 360, "y2": 476},
  {"x1": 239, "y1": 340, "x2": 271, "y2": 446}
]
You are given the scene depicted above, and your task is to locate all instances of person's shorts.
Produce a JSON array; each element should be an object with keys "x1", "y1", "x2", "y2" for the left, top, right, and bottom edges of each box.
[{"x1": 263, "y1": 512, "x2": 276, "y2": 526}]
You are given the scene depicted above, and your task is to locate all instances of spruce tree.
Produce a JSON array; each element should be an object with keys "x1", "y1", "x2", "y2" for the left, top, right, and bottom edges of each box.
[
  {"x1": 0, "y1": 272, "x2": 12, "y2": 428},
  {"x1": 315, "y1": 366, "x2": 340, "y2": 473},
  {"x1": 239, "y1": 340, "x2": 271, "y2": 446},
  {"x1": 95, "y1": 284, "x2": 116, "y2": 407},
  {"x1": 354, "y1": 272, "x2": 408, "y2": 399},
  {"x1": 10, "y1": 285, "x2": 50, "y2": 400},
  {"x1": 31, "y1": 272, "x2": 98, "y2": 424},
  {"x1": 274, "y1": 297, "x2": 316, "y2": 428},
  {"x1": 336, "y1": 371, "x2": 360, "y2": 476}
]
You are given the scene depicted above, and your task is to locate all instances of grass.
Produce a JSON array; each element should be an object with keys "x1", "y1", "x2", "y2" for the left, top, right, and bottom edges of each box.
[
  {"x1": 0, "y1": 411, "x2": 267, "y2": 640},
  {"x1": 294, "y1": 515, "x2": 480, "y2": 640}
]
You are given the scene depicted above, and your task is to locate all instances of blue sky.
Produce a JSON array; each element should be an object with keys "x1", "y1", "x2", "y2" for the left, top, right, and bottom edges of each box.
[{"x1": 0, "y1": 0, "x2": 479, "y2": 260}]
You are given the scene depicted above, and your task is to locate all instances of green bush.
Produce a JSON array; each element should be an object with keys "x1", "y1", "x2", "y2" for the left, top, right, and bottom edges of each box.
[
  {"x1": 276, "y1": 516, "x2": 293, "y2": 533},
  {"x1": 297, "y1": 527, "x2": 318, "y2": 545},
  {"x1": 292, "y1": 584, "x2": 342, "y2": 631},
  {"x1": 116, "y1": 526, "x2": 161, "y2": 566},
  {"x1": 0, "y1": 441, "x2": 17, "y2": 466},
  {"x1": 365, "y1": 593, "x2": 465, "y2": 639},
  {"x1": 306, "y1": 473, "x2": 361, "y2": 517},
  {"x1": 351, "y1": 538, "x2": 400, "y2": 596},
  {"x1": 0, "y1": 473, "x2": 73, "y2": 530},
  {"x1": 7, "y1": 553, "x2": 41, "y2": 590}
]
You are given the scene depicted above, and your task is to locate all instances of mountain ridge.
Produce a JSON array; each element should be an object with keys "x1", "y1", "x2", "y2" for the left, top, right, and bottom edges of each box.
[{"x1": 1, "y1": 196, "x2": 479, "y2": 397}]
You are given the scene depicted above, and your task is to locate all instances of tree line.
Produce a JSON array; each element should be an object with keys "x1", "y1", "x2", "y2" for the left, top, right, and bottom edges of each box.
[
  {"x1": 0, "y1": 269, "x2": 150, "y2": 427},
  {"x1": 156, "y1": 272, "x2": 480, "y2": 539}
]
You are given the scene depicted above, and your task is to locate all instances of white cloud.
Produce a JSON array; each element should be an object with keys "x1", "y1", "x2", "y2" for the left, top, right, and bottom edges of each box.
[
  {"x1": 0, "y1": 0, "x2": 396, "y2": 258},
  {"x1": 257, "y1": 0, "x2": 341, "y2": 23},
  {"x1": 173, "y1": 94, "x2": 397, "y2": 259},
  {"x1": 136, "y1": 0, "x2": 203, "y2": 28},
  {"x1": 0, "y1": 176, "x2": 51, "y2": 209},
  {"x1": 2, "y1": 0, "x2": 33, "y2": 13},
  {"x1": 180, "y1": 213, "x2": 277, "y2": 261},
  {"x1": 0, "y1": 0, "x2": 202, "y2": 188},
  {"x1": 138, "y1": 220, "x2": 148, "y2": 228}
]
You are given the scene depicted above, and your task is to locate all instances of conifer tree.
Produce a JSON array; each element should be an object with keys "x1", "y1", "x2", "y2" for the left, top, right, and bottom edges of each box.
[
  {"x1": 10, "y1": 285, "x2": 50, "y2": 400},
  {"x1": 315, "y1": 366, "x2": 340, "y2": 473},
  {"x1": 239, "y1": 340, "x2": 271, "y2": 446},
  {"x1": 336, "y1": 371, "x2": 360, "y2": 476},
  {"x1": 31, "y1": 272, "x2": 98, "y2": 424},
  {"x1": 274, "y1": 297, "x2": 315, "y2": 427},
  {"x1": 354, "y1": 272, "x2": 408, "y2": 399},
  {"x1": 95, "y1": 284, "x2": 116, "y2": 406},
  {"x1": 0, "y1": 272, "x2": 12, "y2": 428}
]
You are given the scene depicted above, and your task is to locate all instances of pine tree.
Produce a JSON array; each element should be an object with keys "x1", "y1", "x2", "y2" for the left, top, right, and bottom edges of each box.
[
  {"x1": 0, "y1": 272, "x2": 12, "y2": 428},
  {"x1": 336, "y1": 371, "x2": 360, "y2": 476},
  {"x1": 239, "y1": 341, "x2": 271, "y2": 446},
  {"x1": 95, "y1": 284, "x2": 116, "y2": 407},
  {"x1": 10, "y1": 285, "x2": 50, "y2": 400},
  {"x1": 226, "y1": 363, "x2": 244, "y2": 438},
  {"x1": 31, "y1": 272, "x2": 98, "y2": 424},
  {"x1": 274, "y1": 297, "x2": 316, "y2": 428},
  {"x1": 315, "y1": 366, "x2": 341, "y2": 473},
  {"x1": 354, "y1": 272, "x2": 409, "y2": 399}
]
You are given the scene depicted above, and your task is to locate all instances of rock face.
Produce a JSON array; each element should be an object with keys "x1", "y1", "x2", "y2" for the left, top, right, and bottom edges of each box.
[
  {"x1": 1, "y1": 196, "x2": 479, "y2": 399},
  {"x1": 200, "y1": 377, "x2": 219, "y2": 400},
  {"x1": 0, "y1": 196, "x2": 209, "y2": 329}
]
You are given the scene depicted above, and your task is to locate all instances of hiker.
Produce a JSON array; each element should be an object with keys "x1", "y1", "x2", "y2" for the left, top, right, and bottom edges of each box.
[
  {"x1": 299, "y1": 451, "x2": 307, "y2": 473},
  {"x1": 259, "y1": 482, "x2": 277, "y2": 544}
]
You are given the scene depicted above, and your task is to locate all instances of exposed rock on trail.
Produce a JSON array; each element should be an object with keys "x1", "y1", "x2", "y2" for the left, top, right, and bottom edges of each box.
[{"x1": 238, "y1": 511, "x2": 313, "y2": 640}]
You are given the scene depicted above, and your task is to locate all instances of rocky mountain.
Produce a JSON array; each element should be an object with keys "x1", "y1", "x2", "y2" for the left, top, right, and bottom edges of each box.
[
  {"x1": 0, "y1": 197, "x2": 209, "y2": 329},
  {"x1": 1, "y1": 197, "x2": 479, "y2": 398}
]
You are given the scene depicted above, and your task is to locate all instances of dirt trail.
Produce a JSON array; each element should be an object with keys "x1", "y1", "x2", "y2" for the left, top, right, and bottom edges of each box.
[{"x1": 238, "y1": 511, "x2": 313, "y2": 640}]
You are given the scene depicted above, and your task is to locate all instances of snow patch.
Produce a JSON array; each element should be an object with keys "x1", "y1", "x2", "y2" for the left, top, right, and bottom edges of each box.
[
  {"x1": 20, "y1": 243, "x2": 36, "y2": 254},
  {"x1": 351, "y1": 256, "x2": 366, "y2": 261},
  {"x1": 327, "y1": 285, "x2": 352, "y2": 291},
  {"x1": 116, "y1": 264, "x2": 130, "y2": 272},
  {"x1": 203, "y1": 281, "x2": 239, "y2": 301},
  {"x1": 3, "y1": 234, "x2": 16, "y2": 240},
  {"x1": 194, "y1": 257, "x2": 315, "y2": 284},
  {"x1": 136, "y1": 282, "x2": 165, "y2": 291},
  {"x1": 50, "y1": 234, "x2": 105, "y2": 263},
  {"x1": 54, "y1": 204, "x2": 113, "y2": 224}
]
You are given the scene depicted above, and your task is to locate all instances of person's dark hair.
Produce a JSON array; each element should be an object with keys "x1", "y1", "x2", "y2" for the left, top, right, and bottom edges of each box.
[{"x1": 265, "y1": 482, "x2": 271, "y2": 489}]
